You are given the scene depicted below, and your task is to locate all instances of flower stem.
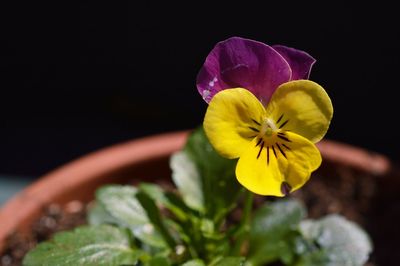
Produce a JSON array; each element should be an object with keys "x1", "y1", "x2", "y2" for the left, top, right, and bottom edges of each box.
[{"x1": 231, "y1": 190, "x2": 254, "y2": 255}]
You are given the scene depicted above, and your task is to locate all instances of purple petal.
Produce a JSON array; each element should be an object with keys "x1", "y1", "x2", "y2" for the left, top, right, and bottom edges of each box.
[
  {"x1": 197, "y1": 37, "x2": 291, "y2": 104},
  {"x1": 272, "y1": 45, "x2": 316, "y2": 80}
]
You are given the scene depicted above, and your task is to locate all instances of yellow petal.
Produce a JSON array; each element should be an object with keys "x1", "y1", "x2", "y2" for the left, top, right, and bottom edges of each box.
[
  {"x1": 265, "y1": 80, "x2": 333, "y2": 143},
  {"x1": 203, "y1": 88, "x2": 266, "y2": 159},
  {"x1": 236, "y1": 132, "x2": 321, "y2": 196}
]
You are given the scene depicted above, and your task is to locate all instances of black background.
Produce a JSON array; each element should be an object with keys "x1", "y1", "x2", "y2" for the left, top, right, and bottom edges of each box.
[{"x1": 1, "y1": 2, "x2": 399, "y2": 177}]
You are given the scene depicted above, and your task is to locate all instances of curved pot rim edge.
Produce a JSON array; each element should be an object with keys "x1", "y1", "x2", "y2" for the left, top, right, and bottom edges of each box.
[{"x1": 0, "y1": 130, "x2": 392, "y2": 252}]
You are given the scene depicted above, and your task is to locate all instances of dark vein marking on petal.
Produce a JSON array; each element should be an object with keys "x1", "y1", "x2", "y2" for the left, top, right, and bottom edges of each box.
[
  {"x1": 276, "y1": 144, "x2": 287, "y2": 158},
  {"x1": 272, "y1": 145, "x2": 277, "y2": 158},
  {"x1": 282, "y1": 143, "x2": 291, "y2": 150},
  {"x1": 279, "y1": 120, "x2": 289, "y2": 129},
  {"x1": 277, "y1": 135, "x2": 292, "y2": 142},
  {"x1": 257, "y1": 141, "x2": 264, "y2": 159},
  {"x1": 251, "y1": 119, "x2": 261, "y2": 126},
  {"x1": 276, "y1": 114, "x2": 284, "y2": 124},
  {"x1": 255, "y1": 138, "x2": 263, "y2": 147},
  {"x1": 267, "y1": 146, "x2": 270, "y2": 165},
  {"x1": 249, "y1": 126, "x2": 259, "y2": 132}
]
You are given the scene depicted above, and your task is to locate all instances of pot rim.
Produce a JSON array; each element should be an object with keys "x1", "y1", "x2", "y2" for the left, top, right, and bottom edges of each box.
[{"x1": 0, "y1": 130, "x2": 391, "y2": 252}]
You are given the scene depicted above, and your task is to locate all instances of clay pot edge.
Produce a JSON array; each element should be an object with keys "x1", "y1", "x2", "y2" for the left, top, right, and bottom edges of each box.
[{"x1": 0, "y1": 130, "x2": 391, "y2": 253}]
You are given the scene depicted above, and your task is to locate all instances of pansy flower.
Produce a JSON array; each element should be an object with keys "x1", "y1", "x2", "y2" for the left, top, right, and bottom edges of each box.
[
  {"x1": 197, "y1": 37, "x2": 316, "y2": 104},
  {"x1": 198, "y1": 37, "x2": 333, "y2": 196}
]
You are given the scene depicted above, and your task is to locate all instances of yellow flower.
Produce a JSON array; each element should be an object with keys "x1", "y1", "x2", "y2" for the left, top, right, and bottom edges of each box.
[{"x1": 203, "y1": 80, "x2": 333, "y2": 196}]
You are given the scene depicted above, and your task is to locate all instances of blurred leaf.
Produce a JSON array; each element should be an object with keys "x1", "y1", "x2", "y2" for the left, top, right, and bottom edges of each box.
[
  {"x1": 146, "y1": 256, "x2": 172, "y2": 266},
  {"x1": 250, "y1": 199, "x2": 306, "y2": 241},
  {"x1": 136, "y1": 190, "x2": 177, "y2": 249},
  {"x1": 23, "y1": 225, "x2": 143, "y2": 266},
  {"x1": 170, "y1": 151, "x2": 204, "y2": 212},
  {"x1": 97, "y1": 185, "x2": 146, "y2": 225},
  {"x1": 96, "y1": 185, "x2": 166, "y2": 248},
  {"x1": 248, "y1": 199, "x2": 306, "y2": 265},
  {"x1": 139, "y1": 183, "x2": 196, "y2": 221},
  {"x1": 298, "y1": 214, "x2": 372, "y2": 266},
  {"x1": 293, "y1": 250, "x2": 329, "y2": 266},
  {"x1": 87, "y1": 203, "x2": 120, "y2": 226},
  {"x1": 211, "y1": 257, "x2": 245, "y2": 266},
  {"x1": 138, "y1": 184, "x2": 215, "y2": 257},
  {"x1": 182, "y1": 259, "x2": 206, "y2": 266},
  {"x1": 181, "y1": 127, "x2": 242, "y2": 221}
]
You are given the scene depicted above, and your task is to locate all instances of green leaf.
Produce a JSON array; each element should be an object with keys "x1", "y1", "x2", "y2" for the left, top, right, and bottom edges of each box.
[
  {"x1": 182, "y1": 259, "x2": 206, "y2": 266},
  {"x1": 211, "y1": 257, "x2": 245, "y2": 266},
  {"x1": 180, "y1": 127, "x2": 242, "y2": 221},
  {"x1": 170, "y1": 151, "x2": 204, "y2": 212},
  {"x1": 299, "y1": 214, "x2": 372, "y2": 266},
  {"x1": 139, "y1": 183, "x2": 195, "y2": 221},
  {"x1": 136, "y1": 190, "x2": 177, "y2": 249},
  {"x1": 97, "y1": 185, "x2": 147, "y2": 225},
  {"x1": 146, "y1": 256, "x2": 172, "y2": 266},
  {"x1": 294, "y1": 250, "x2": 329, "y2": 266},
  {"x1": 138, "y1": 184, "x2": 216, "y2": 256},
  {"x1": 251, "y1": 199, "x2": 306, "y2": 241},
  {"x1": 87, "y1": 203, "x2": 120, "y2": 226},
  {"x1": 248, "y1": 199, "x2": 306, "y2": 265},
  {"x1": 23, "y1": 225, "x2": 143, "y2": 266},
  {"x1": 138, "y1": 183, "x2": 169, "y2": 204},
  {"x1": 95, "y1": 185, "x2": 166, "y2": 248}
]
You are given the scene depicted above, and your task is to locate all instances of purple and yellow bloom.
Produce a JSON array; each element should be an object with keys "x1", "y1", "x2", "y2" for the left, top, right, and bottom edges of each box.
[
  {"x1": 197, "y1": 37, "x2": 316, "y2": 104},
  {"x1": 198, "y1": 37, "x2": 333, "y2": 196}
]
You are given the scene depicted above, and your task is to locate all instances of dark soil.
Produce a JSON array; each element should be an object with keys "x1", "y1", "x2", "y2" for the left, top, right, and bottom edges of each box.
[
  {"x1": 1, "y1": 201, "x2": 87, "y2": 266},
  {"x1": 1, "y1": 161, "x2": 399, "y2": 266},
  {"x1": 294, "y1": 162, "x2": 400, "y2": 266}
]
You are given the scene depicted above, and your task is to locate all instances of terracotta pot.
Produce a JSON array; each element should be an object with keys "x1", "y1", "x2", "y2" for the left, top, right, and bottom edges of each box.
[{"x1": 0, "y1": 130, "x2": 393, "y2": 254}]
